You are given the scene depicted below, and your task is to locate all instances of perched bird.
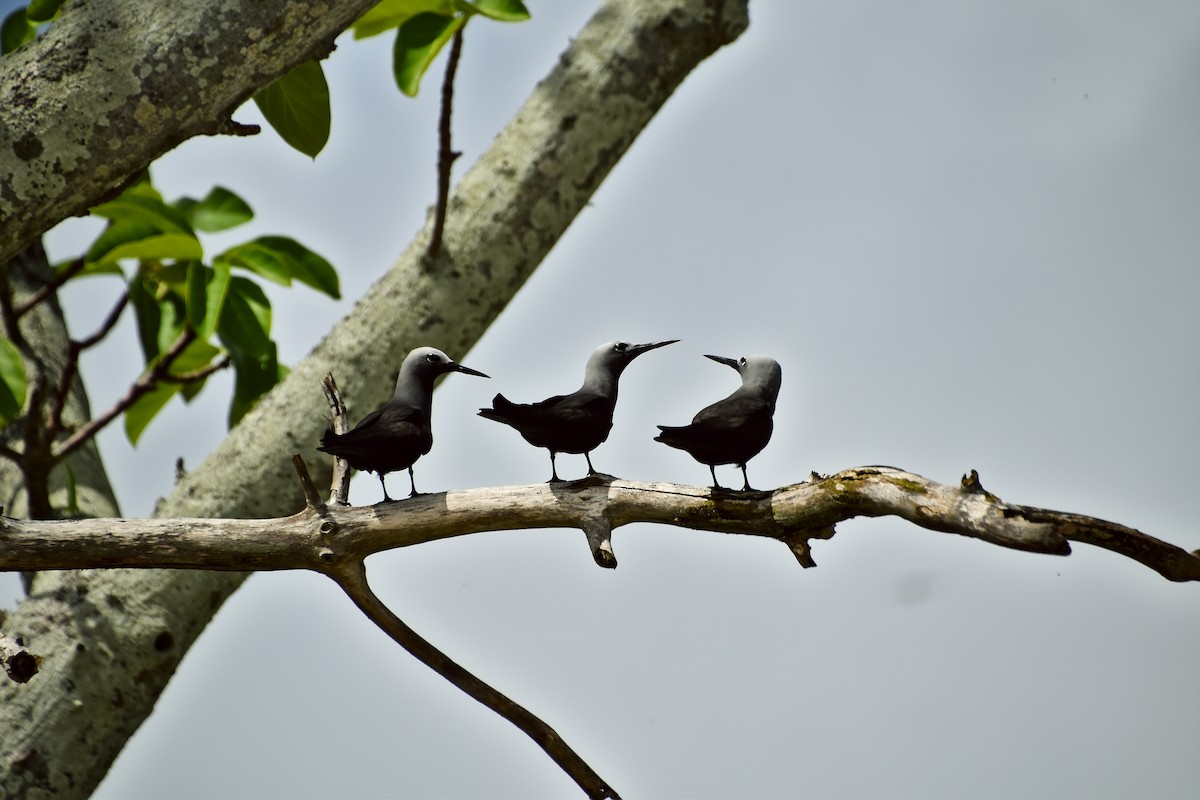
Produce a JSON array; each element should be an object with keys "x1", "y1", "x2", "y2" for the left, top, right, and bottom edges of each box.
[
  {"x1": 318, "y1": 347, "x2": 488, "y2": 501},
  {"x1": 654, "y1": 353, "x2": 782, "y2": 491},
  {"x1": 479, "y1": 339, "x2": 678, "y2": 481}
]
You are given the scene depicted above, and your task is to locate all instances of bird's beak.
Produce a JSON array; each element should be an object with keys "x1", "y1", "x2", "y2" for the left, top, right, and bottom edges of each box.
[
  {"x1": 703, "y1": 354, "x2": 740, "y2": 370},
  {"x1": 629, "y1": 339, "x2": 680, "y2": 357},
  {"x1": 450, "y1": 363, "x2": 490, "y2": 379}
]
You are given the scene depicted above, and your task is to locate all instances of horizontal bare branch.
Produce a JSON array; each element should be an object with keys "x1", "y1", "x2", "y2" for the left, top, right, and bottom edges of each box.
[{"x1": 0, "y1": 466, "x2": 1195, "y2": 581}]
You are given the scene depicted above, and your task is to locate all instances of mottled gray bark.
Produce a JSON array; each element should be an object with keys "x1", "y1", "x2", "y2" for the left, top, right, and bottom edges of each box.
[
  {"x1": 0, "y1": 0, "x2": 750, "y2": 797},
  {"x1": 0, "y1": 0, "x2": 380, "y2": 265}
]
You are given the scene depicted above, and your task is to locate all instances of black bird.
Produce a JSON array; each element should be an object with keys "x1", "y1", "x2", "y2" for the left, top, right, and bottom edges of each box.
[
  {"x1": 479, "y1": 339, "x2": 678, "y2": 481},
  {"x1": 654, "y1": 353, "x2": 782, "y2": 491},
  {"x1": 318, "y1": 346, "x2": 488, "y2": 501}
]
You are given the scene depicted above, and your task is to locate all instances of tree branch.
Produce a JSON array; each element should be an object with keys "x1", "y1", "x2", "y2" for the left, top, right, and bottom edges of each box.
[
  {"x1": 0, "y1": 0, "x2": 382, "y2": 265},
  {"x1": 51, "y1": 328, "x2": 197, "y2": 460},
  {"x1": 427, "y1": 28, "x2": 465, "y2": 260},
  {"x1": 1, "y1": 467, "x2": 1195, "y2": 581},
  {"x1": 45, "y1": 289, "x2": 130, "y2": 437},
  {"x1": 329, "y1": 558, "x2": 620, "y2": 800},
  {"x1": 11, "y1": 258, "x2": 85, "y2": 320}
]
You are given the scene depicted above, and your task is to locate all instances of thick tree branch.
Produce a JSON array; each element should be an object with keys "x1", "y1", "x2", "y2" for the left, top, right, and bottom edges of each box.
[
  {"x1": 0, "y1": 632, "x2": 40, "y2": 684},
  {"x1": 1, "y1": 467, "x2": 1195, "y2": 581},
  {"x1": 0, "y1": 0, "x2": 382, "y2": 264}
]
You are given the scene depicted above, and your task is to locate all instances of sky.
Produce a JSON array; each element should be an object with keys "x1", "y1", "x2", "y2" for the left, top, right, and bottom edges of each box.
[{"x1": 4, "y1": 1, "x2": 1200, "y2": 797}]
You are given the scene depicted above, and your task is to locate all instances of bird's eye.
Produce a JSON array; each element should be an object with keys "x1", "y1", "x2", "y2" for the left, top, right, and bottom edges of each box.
[
  {"x1": 740, "y1": 357, "x2": 747, "y2": 366},
  {"x1": 426, "y1": 354, "x2": 441, "y2": 363},
  {"x1": 613, "y1": 342, "x2": 628, "y2": 352}
]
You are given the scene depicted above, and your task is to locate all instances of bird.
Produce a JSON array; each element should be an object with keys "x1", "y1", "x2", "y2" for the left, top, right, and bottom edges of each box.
[
  {"x1": 654, "y1": 353, "x2": 782, "y2": 491},
  {"x1": 478, "y1": 339, "x2": 678, "y2": 481},
  {"x1": 318, "y1": 346, "x2": 488, "y2": 502}
]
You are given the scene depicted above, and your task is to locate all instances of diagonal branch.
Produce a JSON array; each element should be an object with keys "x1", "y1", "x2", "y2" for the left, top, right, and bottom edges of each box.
[
  {"x1": 51, "y1": 327, "x2": 197, "y2": 460},
  {"x1": 328, "y1": 558, "x2": 621, "y2": 800}
]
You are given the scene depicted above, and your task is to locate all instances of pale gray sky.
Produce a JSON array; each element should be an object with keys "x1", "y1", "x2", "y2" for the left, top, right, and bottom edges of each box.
[{"x1": 5, "y1": 1, "x2": 1200, "y2": 797}]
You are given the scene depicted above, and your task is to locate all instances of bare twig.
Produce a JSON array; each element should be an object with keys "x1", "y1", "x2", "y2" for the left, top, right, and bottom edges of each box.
[
  {"x1": 46, "y1": 290, "x2": 131, "y2": 437},
  {"x1": 320, "y1": 373, "x2": 351, "y2": 505},
  {"x1": 159, "y1": 356, "x2": 231, "y2": 384},
  {"x1": 51, "y1": 328, "x2": 198, "y2": 460},
  {"x1": 327, "y1": 559, "x2": 621, "y2": 800},
  {"x1": 291, "y1": 454, "x2": 324, "y2": 512},
  {"x1": 427, "y1": 28, "x2": 465, "y2": 259},
  {"x1": 11, "y1": 258, "x2": 85, "y2": 320}
]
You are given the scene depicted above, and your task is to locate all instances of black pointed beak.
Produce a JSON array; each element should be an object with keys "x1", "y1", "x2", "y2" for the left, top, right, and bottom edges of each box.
[
  {"x1": 450, "y1": 363, "x2": 490, "y2": 379},
  {"x1": 629, "y1": 339, "x2": 679, "y2": 358},
  {"x1": 704, "y1": 354, "x2": 740, "y2": 370}
]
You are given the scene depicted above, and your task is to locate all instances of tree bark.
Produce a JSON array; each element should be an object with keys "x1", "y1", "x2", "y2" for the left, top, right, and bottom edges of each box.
[
  {"x1": 2, "y1": 468, "x2": 1197, "y2": 582},
  {"x1": 0, "y1": 0, "x2": 381, "y2": 266},
  {"x1": 0, "y1": 0, "x2": 750, "y2": 796}
]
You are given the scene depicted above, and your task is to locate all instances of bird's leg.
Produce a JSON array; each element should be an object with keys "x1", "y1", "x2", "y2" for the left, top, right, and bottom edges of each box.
[
  {"x1": 584, "y1": 451, "x2": 598, "y2": 476},
  {"x1": 548, "y1": 451, "x2": 561, "y2": 483},
  {"x1": 709, "y1": 464, "x2": 723, "y2": 490},
  {"x1": 407, "y1": 466, "x2": 420, "y2": 497},
  {"x1": 378, "y1": 473, "x2": 394, "y2": 503},
  {"x1": 740, "y1": 464, "x2": 753, "y2": 492}
]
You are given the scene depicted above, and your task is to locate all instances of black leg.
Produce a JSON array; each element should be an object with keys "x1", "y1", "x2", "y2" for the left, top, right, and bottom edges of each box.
[
  {"x1": 740, "y1": 464, "x2": 752, "y2": 492},
  {"x1": 548, "y1": 451, "x2": 561, "y2": 482},
  {"x1": 584, "y1": 451, "x2": 597, "y2": 475},
  {"x1": 378, "y1": 473, "x2": 393, "y2": 503},
  {"x1": 407, "y1": 466, "x2": 419, "y2": 497},
  {"x1": 709, "y1": 464, "x2": 723, "y2": 490}
]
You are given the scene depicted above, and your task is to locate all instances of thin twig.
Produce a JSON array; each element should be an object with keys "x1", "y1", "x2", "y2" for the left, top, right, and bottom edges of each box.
[
  {"x1": 46, "y1": 290, "x2": 131, "y2": 437},
  {"x1": 291, "y1": 454, "x2": 325, "y2": 512},
  {"x1": 427, "y1": 28, "x2": 464, "y2": 259},
  {"x1": 159, "y1": 356, "x2": 231, "y2": 384},
  {"x1": 328, "y1": 559, "x2": 621, "y2": 800},
  {"x1": 52, "y1": 328, "x2": 197, "y2": 460},
  {"x1": 12, "y1": 257, "x2": 85, "y2": 319}
]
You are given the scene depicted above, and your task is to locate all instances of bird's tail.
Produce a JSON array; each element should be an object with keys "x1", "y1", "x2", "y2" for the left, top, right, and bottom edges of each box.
[
  {"x1": 653, "y1": 424, "x2": 686, "y2": 448},
  {"x1": 317, "y1": 427, "x2": 337, "y2": 453},
  {"x1": 478, "y1": 393, "x2": 514, "y2": 421}
]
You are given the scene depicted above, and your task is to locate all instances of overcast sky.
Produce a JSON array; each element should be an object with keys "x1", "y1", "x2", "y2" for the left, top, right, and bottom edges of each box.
[{"x1": 5, "y1": 1, "x2": 1200, "y2": 798}]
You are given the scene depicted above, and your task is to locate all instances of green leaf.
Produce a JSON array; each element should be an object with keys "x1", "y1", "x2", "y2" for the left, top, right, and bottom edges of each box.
[
  {"x1": 0, "y1": 337, "x2": 28, "y2": 424},
  {"x1": 122, "y1": 338, "x2": 222, "y2": 445},
  {"x1": 353, "y1": 0, "x2": 454, "y2": 39},
  {"x1": 128, "y1": 275, "x2": 164, "y2": 363},
  {"x1": 92, "y1": 193, "x2": 194, "y2": 234},
  {"x1": 393, "y1": 12, "x2": 465, "y2": 97},
  {"x1": 252, "y1": 61, "x2": 331, "y2": 159},
  {"x1": 225, "y1": 342, "x2": 281, "y2": 427},
  {"x1": 124, "y1": 381, "x2": 180, "y2": 446},
  {"x1": 175, "y1": 186, "x2": 254, "y2": 232},
  {"x1": 25, "y1": 0, "x2": 66, "y2": 24},
  {"x1": 90, "y1": 229, "x2": 203, "y2": 265},
  {"x1": 185, "y1": 260, "x2": 232, "y2": 340},
  {"x1": 459, "y1": 0, "x2": 530, "y2": 22},
  {"x1": 217, "y1": 236, "x2": 340, "y2": 299},
  {"x1": 218, "y1": 277, "x2": 273, "y2": 359},
  {"x1": 1, "y1": 8, "x2": 35, "y2": 55},
  {"x1": 55, "y1": 258, "x2": 123, "y2": 279}
]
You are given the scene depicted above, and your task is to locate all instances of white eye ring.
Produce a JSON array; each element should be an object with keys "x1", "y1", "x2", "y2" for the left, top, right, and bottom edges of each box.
[
  {"x1": 613, "y1": 343, "x2": 628, "y2": 352},
  {"x1": 426, "y1": 354, "x2": 441, "y2": 363},
  {"x1": 740, "y1": 357, "x2": 747, "y2": 366}
]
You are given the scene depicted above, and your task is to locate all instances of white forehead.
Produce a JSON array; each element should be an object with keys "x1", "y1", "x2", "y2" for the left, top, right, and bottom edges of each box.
[{"x1": 404, "y1": 346, "x2": 452, "y2": 365}]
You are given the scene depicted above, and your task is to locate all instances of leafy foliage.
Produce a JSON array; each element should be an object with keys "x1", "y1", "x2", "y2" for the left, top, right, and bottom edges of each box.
[
  {"x1": 0, "y1": 338, "x2": 27, "y2": 425},
  {"x1": 71, "y1": 173, "x2": 340, "y2": 440},
  {"x1": 252, "y1": 60, "x2": 332, "y2": 159}
]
